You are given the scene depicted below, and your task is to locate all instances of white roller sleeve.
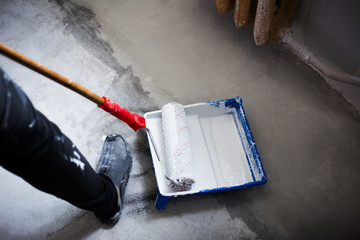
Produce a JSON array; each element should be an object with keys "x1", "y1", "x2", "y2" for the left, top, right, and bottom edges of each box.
[{"x1": 161, "y1": 102, "x2": 193, "y2": 181}]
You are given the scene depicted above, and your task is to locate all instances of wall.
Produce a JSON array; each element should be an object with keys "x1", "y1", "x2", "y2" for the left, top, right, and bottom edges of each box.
[{"x1": 293, "y1": 0, "x2": 360, "y2": 110}]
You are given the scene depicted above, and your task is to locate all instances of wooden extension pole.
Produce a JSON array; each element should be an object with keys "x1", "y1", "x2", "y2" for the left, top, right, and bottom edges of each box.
[{"x1": 0, "y1": 42, "x2": 105, "y2": 106}]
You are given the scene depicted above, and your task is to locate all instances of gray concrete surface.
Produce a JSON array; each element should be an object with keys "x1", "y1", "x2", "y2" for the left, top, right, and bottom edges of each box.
[{"x1": 0, "y1": 0, "x2": 359, "y2": 239}]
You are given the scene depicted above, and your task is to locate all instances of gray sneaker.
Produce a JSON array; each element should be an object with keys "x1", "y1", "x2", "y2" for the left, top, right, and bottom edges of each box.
[{"x1": 96, "y1": 134, "x2": 132, "y2": 224}]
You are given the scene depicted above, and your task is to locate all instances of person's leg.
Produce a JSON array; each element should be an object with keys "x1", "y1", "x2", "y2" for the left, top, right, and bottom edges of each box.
[{"x1": 0, "y1": 67, "x2": 131, "y2": 223}]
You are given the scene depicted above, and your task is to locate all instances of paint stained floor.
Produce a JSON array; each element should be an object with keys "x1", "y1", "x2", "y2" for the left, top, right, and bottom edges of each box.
[{"x1": 0, "y1": 0, "x2": 360, "y2": 239}]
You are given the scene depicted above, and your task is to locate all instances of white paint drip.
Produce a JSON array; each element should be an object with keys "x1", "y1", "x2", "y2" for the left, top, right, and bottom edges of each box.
[{"x1": 238, "y1": 107, "x2": 263, "y2": 182}]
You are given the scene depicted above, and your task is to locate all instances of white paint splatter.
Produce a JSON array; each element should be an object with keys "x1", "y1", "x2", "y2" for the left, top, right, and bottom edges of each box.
[
  {"x1": 73, "y1": 151, "x2": 80, "y2": 160},
  {"x1": 28, "y1": 120, "x2": 36, "y2": 128},
  {"x1": 55, "y1": 135, "x2": 65, "y2": 143},
  {"x1": 70, "y1": 150, "x2": 85, "y2": 171},
  {"x1": 70, "y1": 157, "x2": 85, "y2": 171}
]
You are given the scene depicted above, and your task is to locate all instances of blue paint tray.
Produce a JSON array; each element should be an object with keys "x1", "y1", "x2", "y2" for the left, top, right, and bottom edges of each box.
[{"x1": 144, "y1": 97, "x2": 266, "y2": 209}]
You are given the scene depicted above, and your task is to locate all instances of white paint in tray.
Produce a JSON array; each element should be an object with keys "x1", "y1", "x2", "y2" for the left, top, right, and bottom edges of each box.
[{"x1": 145, "y1": 101, "x2": 254, "y2": 196}]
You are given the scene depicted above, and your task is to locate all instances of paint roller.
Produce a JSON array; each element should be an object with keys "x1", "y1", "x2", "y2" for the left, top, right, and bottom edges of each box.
[
  {"x1": 0, "y1": 42, "x2": 195, "y2": 191},
  {"x1": 161, "y1": 102, "x2": 194, "y2": 191}
]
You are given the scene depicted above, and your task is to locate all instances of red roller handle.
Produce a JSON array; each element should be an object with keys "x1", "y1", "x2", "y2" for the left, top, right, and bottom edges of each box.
[{"x1": 99, "y1": 97, "x2": 146, "y2": 132}]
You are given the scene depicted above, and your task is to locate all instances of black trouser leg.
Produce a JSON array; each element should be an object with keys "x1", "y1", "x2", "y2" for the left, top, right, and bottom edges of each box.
[{"x1": 0, "y1": 67, "x2": 118, "y2": 219}]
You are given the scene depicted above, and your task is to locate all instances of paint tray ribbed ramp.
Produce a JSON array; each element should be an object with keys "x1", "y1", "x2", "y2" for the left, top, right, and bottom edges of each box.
[{"x1": 144, "y1": 97, "x2": 267, "y2": 209}]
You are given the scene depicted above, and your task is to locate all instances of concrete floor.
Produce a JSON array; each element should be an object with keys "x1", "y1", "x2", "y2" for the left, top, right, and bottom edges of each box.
[{"x1": 0, "y1": 0, "x2": 360, "y2": 239}]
